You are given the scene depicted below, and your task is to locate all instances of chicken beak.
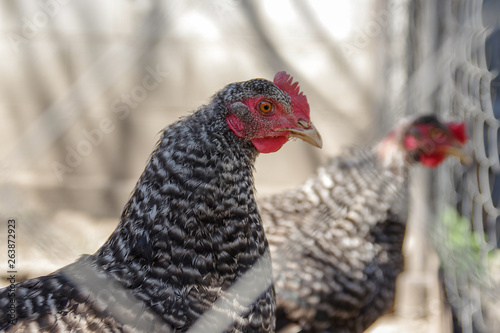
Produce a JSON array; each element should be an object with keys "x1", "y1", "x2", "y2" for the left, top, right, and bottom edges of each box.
[
  {"x1": 278, "y1": 120, "x2": 323, "y2": 148},
  {"x1": 441, "y1": 144, "x2": 472, "y2": 165}
]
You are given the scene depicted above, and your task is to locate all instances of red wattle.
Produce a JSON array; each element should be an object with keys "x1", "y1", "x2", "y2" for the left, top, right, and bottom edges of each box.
[
  {"x1": 420, "y1": 153, "x2": 445, "y2": 167},
  {"x1": 226, "y1": 114, "x2": 289, "y2": 153},
  {"x1": 251, "y1": 136, "x2": 288, "y2": 153}
]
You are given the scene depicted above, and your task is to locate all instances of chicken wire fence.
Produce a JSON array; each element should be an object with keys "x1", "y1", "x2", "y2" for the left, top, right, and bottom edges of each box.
[{"x1": 391, "y1": 0, "x2": 500, "y2": 332}]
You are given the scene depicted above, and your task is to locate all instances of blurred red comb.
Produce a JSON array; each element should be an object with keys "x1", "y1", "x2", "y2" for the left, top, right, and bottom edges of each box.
[
  {"x1": 447, "y1": 122, "x2": 468, "y2": 144},
  {"x1": 273, "y1": 71, "x2": 310, "y2": 120}
]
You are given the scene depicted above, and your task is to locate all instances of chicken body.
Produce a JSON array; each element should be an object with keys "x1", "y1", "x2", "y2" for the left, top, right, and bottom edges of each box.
[
  {"x1": 262, "y1": 148, "x2": 406, "y2": 333},
  {"x1": 0, "y1": 73, "x2": 321, "y2": 332},
  {"x1": 260, "y1": 115, "x2": 467, "y2": 332}
]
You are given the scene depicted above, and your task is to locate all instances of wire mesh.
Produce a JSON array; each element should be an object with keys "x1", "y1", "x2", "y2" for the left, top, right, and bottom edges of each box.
[{"x1": 427, "y1": 0, "x2": 500, "y2": 332}]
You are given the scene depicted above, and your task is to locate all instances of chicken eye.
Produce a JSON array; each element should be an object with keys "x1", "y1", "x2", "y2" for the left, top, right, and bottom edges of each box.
[
  {"x1": 430, "y1": 127, "x2": 446, "y2": 143},
  {"x1": 258, "y1": 101, "x2": 273, "y2": 114}
]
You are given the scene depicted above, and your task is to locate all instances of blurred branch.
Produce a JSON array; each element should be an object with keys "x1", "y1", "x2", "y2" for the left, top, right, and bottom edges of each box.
[
  {"x1": 238, "y1": 1, "x2": 355, "y2": 129},
  {"x1": 291, "y1": 0, "x2": 375, "y2": 107}
]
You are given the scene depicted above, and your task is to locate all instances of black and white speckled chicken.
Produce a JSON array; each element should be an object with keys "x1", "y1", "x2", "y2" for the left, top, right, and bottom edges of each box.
[
  {"x1": 259, "y1": 115, "x2": 468, "y2": 333},
  {"x1": 0, "y1": 72, "x2": 322, "y2": 332}
]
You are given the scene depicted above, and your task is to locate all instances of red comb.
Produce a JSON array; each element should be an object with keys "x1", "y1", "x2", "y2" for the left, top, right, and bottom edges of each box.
[
  {"x1": 273, "y1": 71, "x2": 310, "y2": 120},
  {"x1": 447, "y1": 122, "x2": 468, "y2": 144}
]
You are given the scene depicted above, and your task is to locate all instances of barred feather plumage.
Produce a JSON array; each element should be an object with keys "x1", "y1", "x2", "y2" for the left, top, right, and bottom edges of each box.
[
  {"x1": 261, "y1": 147, "x2": 407, "y2": 332},
  {"x1": 0, "y1": 74, "x2": 320, "y2": 332}
]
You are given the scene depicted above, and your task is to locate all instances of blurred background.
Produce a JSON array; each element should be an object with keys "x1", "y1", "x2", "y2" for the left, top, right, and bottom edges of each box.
[{"x1": 0, "y1": 0, "x2": 499, "y2": 332}]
